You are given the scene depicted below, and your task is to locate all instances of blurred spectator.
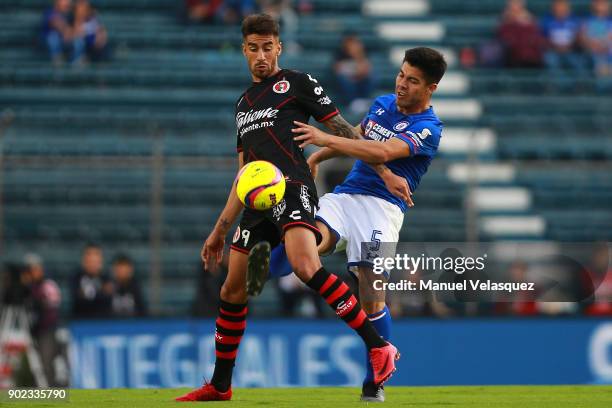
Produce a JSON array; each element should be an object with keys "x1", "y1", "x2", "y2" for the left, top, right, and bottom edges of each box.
[
  {"x1": 333, "y1": 32, "x2": 374, "y2": 112},
  {"x1": 70, "y1": 244, "x2": 112, "y2": 318},
  {"x1": 73, "y1": 0, "x2": 110, "y2": 64},
  {"x1": 183, "y1": 0, "x2": 224, "y2": 24},
  {"x1": 224, "y1": 0, "x2": 257, "y2": 24},
  {"x1": 184, "y1": 0, "x2": 256, "y2": 25},
  {"x1": 258, "y1": 1, "x2": 300, "y2": 53},
  {"x1": 192, "y1": 251, "x2": 228, "y2": 317},
  {"x1": 495, "y1": 261, "x2": 539, "y2": 316},
  {"x1": 41, "y1": 0, "x2": 76, "y2": 66},
  {"x1": 110, "y1": 254, "x2": 147, "y2": 318},
  {"x1": 580, "y1": 0, "x2": 612, "y2": 89},
  {"x1": 541, "y1": 0, "x2": 587, "y2": 89},
  {"x1": 584, "y1": 243, "x2": 612, "y2": 315},
  {"x1": 22, "y1": 254, "x2": 62, "y2": 386},
  {"x1": 1, "y1": 263, "x2": 30, "y2": 306},
  {"x1": 497, "y1": 0, "x2": 545, "y2": 67}
]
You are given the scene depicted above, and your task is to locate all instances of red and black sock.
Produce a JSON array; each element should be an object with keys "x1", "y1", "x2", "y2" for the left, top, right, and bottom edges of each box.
[
  {"x1": 210, "y1": 300, "x2": 247, "y2": 392},
  {"x1": 306, "y1": 268, "x2": 386, "y2": 350}
]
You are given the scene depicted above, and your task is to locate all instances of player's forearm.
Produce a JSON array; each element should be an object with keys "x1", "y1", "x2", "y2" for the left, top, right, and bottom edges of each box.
[
  {"x1": 215, "y1": 183, "x2": 243, "y2": 235},
  {"x1": 214, "y1": 154, "x2": 244, "y2": 235},
  {"x1": 369, "y1": 163, "x2": 393, "y2": 178},
  {"x1": 311, "y1": 146, "x2": 345, "y2": 163},
  {"x1": 326, "y1": 136, "x2": 389, "y2": 163}
]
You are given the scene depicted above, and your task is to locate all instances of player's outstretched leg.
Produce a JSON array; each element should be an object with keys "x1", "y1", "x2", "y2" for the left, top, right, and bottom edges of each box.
[
  {"x1": 362, "y1": 306, "x2": 392, "y2": 401},
  {"x1": 358, "y1": 266, "x2": 393, "y2": 401},
  {"x1": 284, "y1": 227, "x2": 400, "y2": 386},
  {"x1": 176, "y1": 250, "x2": 248, "y2": 402}
]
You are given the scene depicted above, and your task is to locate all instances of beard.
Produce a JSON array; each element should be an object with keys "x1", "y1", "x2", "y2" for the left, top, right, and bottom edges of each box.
[{"x1": 252, "y1": 63, "x2": 274, "y2": 80}]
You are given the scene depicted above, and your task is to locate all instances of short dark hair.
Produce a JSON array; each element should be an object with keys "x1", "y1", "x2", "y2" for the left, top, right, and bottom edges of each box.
[
  {"x1": 241, "y1": 14, "x2": 280, "y2": 38},
  {"x1": 83, "y1": 242, "x2": 101, "y2": 253},
  {"x1": 112, "y1": 253, "x2": 132, "y2": 266},
  {"x1": 403, "y1": 47, "x2": 447, "y2": 84}
]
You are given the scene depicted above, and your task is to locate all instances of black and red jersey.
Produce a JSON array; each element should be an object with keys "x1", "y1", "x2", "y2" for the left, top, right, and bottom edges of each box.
[{"x1": 235, "y1": 69, "x2": 339, "y2": 198}]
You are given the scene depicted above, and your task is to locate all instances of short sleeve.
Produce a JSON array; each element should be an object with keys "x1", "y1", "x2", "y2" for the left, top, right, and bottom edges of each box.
[
  {"x1": 396, "y1": 122, "x2": 441, "y2": 158},
  {"x1": 293, "y1": 72, "x2": 339, "y2": 122}
]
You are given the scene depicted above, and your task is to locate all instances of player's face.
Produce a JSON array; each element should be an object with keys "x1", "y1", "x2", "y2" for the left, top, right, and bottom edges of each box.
[
  {"x1": 395, "y1": 62, "x2": 437, "y2": 111},
  {"x1": 243, "y1": 34, "x2": 282, "y2": 82}
]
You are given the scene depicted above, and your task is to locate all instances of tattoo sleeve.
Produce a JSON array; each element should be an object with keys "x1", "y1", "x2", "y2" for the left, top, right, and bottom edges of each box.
[
  {"x1": 217, "y1": 218, "x2": 230, "y2": 233},
  {"x1": 323, "y1": 114, "x2": 391, "y2": 178},
  {"x1": 323, "y1": 114, "x2": 361, "y2": 140}
]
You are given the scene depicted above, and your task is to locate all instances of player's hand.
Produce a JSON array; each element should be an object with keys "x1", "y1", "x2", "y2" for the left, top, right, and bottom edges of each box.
[
  {"x1": 383, "y1": 171, "x2": 414, "y2": 207},
  {"x1": 201, "y1": 230, "x2": 225, "y2": 271},
  {"x1": 292, "y1": 121, "x2": 332, "y2": 148},
  {"x1": 306, "y1": 154, "x2": 320, "y2": 178}
]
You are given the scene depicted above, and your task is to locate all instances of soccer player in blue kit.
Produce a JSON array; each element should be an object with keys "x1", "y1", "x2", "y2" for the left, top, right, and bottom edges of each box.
[{"x1": 247, "y1": 47, "x2": 447, "y2": 401}]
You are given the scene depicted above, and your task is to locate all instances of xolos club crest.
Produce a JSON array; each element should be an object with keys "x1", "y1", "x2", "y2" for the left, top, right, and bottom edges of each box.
[{"x1": 273, "y1": 80, "x2": 290, "y2": 94}]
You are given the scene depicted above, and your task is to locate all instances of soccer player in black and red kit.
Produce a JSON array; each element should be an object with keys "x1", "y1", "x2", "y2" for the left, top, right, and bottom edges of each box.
[{"x1": 175, "y1": 14, "x2": 399, "y2": 402}]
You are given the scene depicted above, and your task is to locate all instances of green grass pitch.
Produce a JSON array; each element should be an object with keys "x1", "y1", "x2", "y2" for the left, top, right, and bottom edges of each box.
[{"x1": 3, "y1": 386, "x2": 611, "y2": 407}]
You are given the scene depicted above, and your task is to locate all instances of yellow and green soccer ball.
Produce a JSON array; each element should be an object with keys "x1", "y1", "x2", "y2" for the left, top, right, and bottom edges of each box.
[{"x1": 235, "y1": 160, "x2": 286, "y2": 210}]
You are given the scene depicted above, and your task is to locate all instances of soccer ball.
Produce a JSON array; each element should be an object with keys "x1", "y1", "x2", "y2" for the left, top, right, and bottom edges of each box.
[{"x1": 235, "y1": 160, "x2": 286, "y2": 210}]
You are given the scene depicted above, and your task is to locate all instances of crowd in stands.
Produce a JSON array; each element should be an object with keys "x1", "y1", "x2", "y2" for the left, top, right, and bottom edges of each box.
[
  {"x1": 182, "y1": 0, "x2": 312, "y2": 53},
  {"x1": 2, "y1": 245, "x2": 147, "y2": 321},
  {"x1": 465, "y1": 0, "x2": 612, "y2": 91},
  {"x1": 41, "y1": 0, "x2": 110, "y2": 66}
]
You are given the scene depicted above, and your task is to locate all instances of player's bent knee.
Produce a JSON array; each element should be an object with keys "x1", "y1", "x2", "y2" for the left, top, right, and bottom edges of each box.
[
  {"x1": 220, "y1": 282, "x2": 247, "y2": 304},
  {"x1": 315, "y1": 220, "x2": 336, "y2": 255},
  {"x1": 289, "y1": 255, "x2": 321, "y2": 281}
]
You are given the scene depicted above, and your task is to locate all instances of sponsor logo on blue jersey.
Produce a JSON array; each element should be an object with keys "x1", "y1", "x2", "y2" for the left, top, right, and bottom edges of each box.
[{"x1": 334, "y1": 94, "x2": 443, "y2": 212}]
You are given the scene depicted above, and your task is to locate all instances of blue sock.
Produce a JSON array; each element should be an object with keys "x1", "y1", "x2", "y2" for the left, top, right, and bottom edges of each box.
[
  {"x1": 364, "y1": 305, "x2": 392, "y2": 384},
  {"x1": 269, "y1": 243, "x2": 293, "y2": 279}
]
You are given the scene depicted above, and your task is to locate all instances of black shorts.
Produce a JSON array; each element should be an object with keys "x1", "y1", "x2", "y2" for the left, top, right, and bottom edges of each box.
[{"x1": 230, "y1": 182, "x2": 321, "y2": 254}]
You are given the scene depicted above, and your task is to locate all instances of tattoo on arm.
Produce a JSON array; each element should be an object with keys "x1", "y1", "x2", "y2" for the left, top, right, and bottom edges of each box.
[
  {"x1": 324, "y1": 114, "x2": 361, "y2": 139},
  {"x1": 325, "y1": 114, "x2": 391, "y2": 175},
  {"x1": 218, "y1": 218, "x2": 230, "y2": 231}
]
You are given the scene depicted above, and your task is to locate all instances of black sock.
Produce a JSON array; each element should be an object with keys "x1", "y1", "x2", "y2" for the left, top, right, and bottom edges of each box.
[
  {"x1": 306, "y1": 268, "x2": 386, "y2": 350},
  {"x1": 210, "y1": 300, "x2": 247, "y2": 392}
]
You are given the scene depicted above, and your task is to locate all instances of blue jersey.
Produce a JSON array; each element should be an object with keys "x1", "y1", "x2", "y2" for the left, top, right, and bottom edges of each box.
[{"x1": 333, "y1": 94, "x2": 443, "y2": 212}]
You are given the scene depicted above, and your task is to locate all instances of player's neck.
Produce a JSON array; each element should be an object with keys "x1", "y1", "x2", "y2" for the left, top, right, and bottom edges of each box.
[
  {"x1": 251, "y1": 67, "x2": 282, "y2": 83},
  {"x1": 396, "y1": 100, "x2": 430, "y2": 116}
]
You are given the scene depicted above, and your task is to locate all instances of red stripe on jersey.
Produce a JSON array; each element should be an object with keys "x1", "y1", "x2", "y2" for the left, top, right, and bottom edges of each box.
[
  {"x1": 317, "y1": 109, "x2": 340, "y2": 123},
  {"x1": 230, "y1": 245, "x2": 249, "y2": 255},
  {"x1": 216, "y1": 350, "x2": 238, "y2": 359},
  {"x1": 348, "y1": 310, "x2": 367, "y2": 329},
  {"x1": 216, "y1": 317, "x2": 246, "y2": 331},
  {"x1": 244, "y1": 92, "x2": 253, "y2": 107},
  {"x1": 326, "y1": 282, "x2": 349, "y2": 305},
  {"x1": 265, "y1": 127, "x2": 298, "y2": 164},
  {"x1": 276, "y1": 96, "x2": 296, "y2": 109},
  {"x1": 247, "y1": 149, "x2": 259, "y2": 161},
  {"x1": 318, "y1": 275, "x2": 338, "y2": 295},
  {"x1": 220, "y1": 307, "x2": 247, "y2": 317},
  {"x1": 399, "y1": 133, "x2": 417, "y2": 154}
]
